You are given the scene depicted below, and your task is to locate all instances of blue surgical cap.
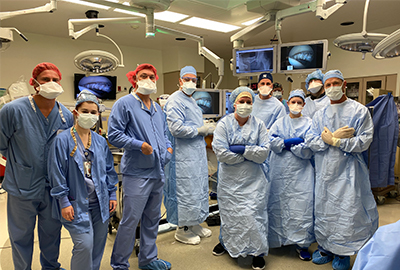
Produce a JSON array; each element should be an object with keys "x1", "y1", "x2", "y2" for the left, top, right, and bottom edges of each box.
[
  {"x1": 180, "y1": 66, "x2": 197, "y2": 78},
  {"x1": 305, "y1": 69, "x2": 324, "y2": 90},
  {"x1": 229, "y1": 86, "x2": 255, "y2": 111},
  {"x1": 288, "y1": 89, "x2": 306, "y2": 102},
  {"x1": 258, "y1": 72, "x2": 273, "y2": 83},
  {"x1": 323, "y1": 70, "x2": 344, "y2": 84},
  {"x1": 76, "y1": 90, "x2": 99, "y2": 108}
]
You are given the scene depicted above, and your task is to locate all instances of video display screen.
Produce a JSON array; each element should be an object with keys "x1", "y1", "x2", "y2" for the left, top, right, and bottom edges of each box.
[
  {"x1": 279, "y1": 43, "x2": 324, "y2": 71},
  {"x1": 192, "y1": 90, "x2": 221, "y2": 116},
  {"x1": 235, "y1": 46, "x2": 274, "y2": 75},
  {"x1": 74, "y1": 74, "x2": 117, "y2": 100}
]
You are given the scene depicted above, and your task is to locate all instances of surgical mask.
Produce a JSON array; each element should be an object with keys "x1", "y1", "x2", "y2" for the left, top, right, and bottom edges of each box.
[
  {"x1": 76, "y1": 111, "x2": 98, "y2": 129},
  {"x1": 181, "y1": 81, "x2": 197, "y2": 95},
  {"x1": 236, "y1": 103, "x2": 252, "y2": 118},
  {"x1": 137, "y1": 78, "x2": 157, "y2": 95},
  {"x1": 35, "y1": 80, "x2": 64, "y2": 100},
  {"x1": 159, "y1": 99, "x2": 167, "y2": 108},
  {"x1": 272, "y1": 91, "x2": 283, "y2": 99},
  {"x1": 259, "y1": 85, "x2": 272, "y2": 96},
  {"x1": 288, "y1": 103, "x2": 303, "y2": 115},
  {"x1": 308, "y1": 81, "x2": 323, "y2": 94},
  {"x1": 326, "y1": 84, "x2": 344, "y2": 101}
]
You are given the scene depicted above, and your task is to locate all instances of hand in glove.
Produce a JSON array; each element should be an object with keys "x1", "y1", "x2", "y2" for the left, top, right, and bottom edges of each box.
[
  {"x1": 197, "y1": 125, "x2": 209, "y2": 136},
  {"x1": 283, "y1": 137, "x2": 304, "y2": 150},
  {"x1": 321, "y1": 127, "x2": 340, "y2": 147},
  {"x1": 332, "y1": 125, "x2": 355, "y2": 139},
  {"x1": 229, "y1": 145, "x2": 246, "y2": 154}
]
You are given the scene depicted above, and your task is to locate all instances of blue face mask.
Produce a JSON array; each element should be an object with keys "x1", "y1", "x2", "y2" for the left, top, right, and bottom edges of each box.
[{"x1": 272, "y1": 91, "x2": 283, "y2": 99}]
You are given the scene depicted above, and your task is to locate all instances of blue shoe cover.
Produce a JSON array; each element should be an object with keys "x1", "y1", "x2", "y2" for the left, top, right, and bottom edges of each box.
[
  {"x1": 312, "y1": 250, "x2": 333, "y2": 265},
  {"x1": 139, "y1": 259, "x2": 171, "y2": 270},
  {"x1": 332, "y1": 255, "x2": 350, "y2": 270}
]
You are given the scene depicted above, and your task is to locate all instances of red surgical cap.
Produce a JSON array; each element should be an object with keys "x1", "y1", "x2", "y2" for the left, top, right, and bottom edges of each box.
[
  {"x1": 126, "y1": 63, "x2": 159, "y2": 88},
  {"x1": 29, "y1": 62, "x2": 62, "y2": 86}
]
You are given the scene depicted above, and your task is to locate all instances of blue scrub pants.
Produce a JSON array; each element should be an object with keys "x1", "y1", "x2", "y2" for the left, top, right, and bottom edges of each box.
[
  {"x1": 7, "y1": 188, "x2": 62, "y2": 270},
  {"x1": 65, "y1": 203, "x2": 109, "y2": 270},
  {"x1": 110, "y1": 176, "x2": 164, "y2": 270}
]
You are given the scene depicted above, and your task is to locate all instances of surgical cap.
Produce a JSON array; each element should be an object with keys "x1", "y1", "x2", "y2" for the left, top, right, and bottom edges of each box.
[
  {"x1": 180, "y1": 66, "x2": 197, "y2": 77},
  {"x1": 29, "y1": 62, "x2": 62, "y2": 86},
  {"x1": 258, "y1": 73, "x2": 273, "y2": 83},
  {"x1": 305, "y1": 69, "x2": 324, "y2": 90},
  {"x1": 273, "y1": 82, "x2": 282, "y2": 89},
  {"x1": 323, "y1": 70, "x2": 344, "y2": 84},
  {"x1": 288, "y1": 89, "x2": 306, "y2": 102},
  {"x1": 229, "y1": 86, "x2": 254, "y2": 110},
  {"x1": 75, "y1": 90, "x2": 99, "y2": 108},
  {"x1": 126, "y1": 63, "x2": 159, "y2": 88}
]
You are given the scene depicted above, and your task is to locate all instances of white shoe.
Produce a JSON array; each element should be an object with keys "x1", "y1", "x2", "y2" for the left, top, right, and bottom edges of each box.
[
  {"x1": 190, "y1": 224, "x2": 212, "y2": 238},
  {"x1": 175, "y1": 226, "x2": 201, "y2": 245}
]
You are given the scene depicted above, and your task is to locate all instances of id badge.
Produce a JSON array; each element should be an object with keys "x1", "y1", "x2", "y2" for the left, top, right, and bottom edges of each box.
[{"x1": 84, "y1": 160, "x2": 92, "y2": 178}]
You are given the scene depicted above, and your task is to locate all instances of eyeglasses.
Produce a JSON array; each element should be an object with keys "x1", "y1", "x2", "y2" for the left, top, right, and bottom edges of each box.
[
  {"x1": 273, "y1": 83, "x2": 282, "y2": 88},
  {"x1": 139, "y1": 73, "x2": 156, "y2": 80},
  {"x1": 182, "y1": 77, "x2": 197, "y2": 83}
]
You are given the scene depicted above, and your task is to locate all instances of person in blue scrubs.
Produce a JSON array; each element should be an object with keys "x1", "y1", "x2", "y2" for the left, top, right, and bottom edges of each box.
[
  {"x1": 211, "y1": 86, "x2": 270, "y2": 270},
  {"x1": 271, "y1": 82, "x2": 289, "y2": 114},
  {"x1": 108, "y1": 64, "x2": 173, "y2": 270},
  {"x1": 251, "y1": 73, "x2": 286, "y2": 130},
  {"x1": 305, "y1": 70, "x2": 379, "y2": 270},
  {"x1": 0, "y1": 62, "x2": 73, "y2": 270},
  {"x1": 163, "y1": 66, "x2": 211, "y2": 245},
  {"x1": 48, "y1": 90, "x2": 118, "y2": 270},
  {"x1": 268, "y1": 89, "x2": 315, "y2": 261},
  {"x1": 302, "y1": 69, "x2": 330, "y2": 119}
]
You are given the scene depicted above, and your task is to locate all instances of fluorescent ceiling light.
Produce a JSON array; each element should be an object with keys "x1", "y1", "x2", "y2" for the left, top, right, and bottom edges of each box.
[
  {"x1": 242, "y1": 17, "x2": 262, "y2": 26},
  {"x1": 180, "y1": 17, "x2": 240, "y2": 33},
  {"x1": 154, "y1": 11, "x2": 189, "y2": 23},
  {"x1": 114, "y1": 8, "x2": 146, "y2": 17},
  {"x1": 62, "y1": 0, "x2": 111, "y2": 10}
]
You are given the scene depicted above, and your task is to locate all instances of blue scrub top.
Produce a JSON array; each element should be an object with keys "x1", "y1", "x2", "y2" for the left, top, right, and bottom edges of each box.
[
  {"x1": 0, "y1": 96, "x2": 73, "y2": 199},
  {"x1": 251, "y1": 95, "x2": 286, "y2": 129}
]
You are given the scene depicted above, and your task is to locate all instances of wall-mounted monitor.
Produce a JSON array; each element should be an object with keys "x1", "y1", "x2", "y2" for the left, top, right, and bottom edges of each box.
[
  {"x1": 224, "y1": 90, "x2": 234, "y2": 115},
  {"x1": 192, "y1": 88, "x2": 223, "y2": 118},
  {"x1": 277, "y1": 39, "x2": 328, "y2": 73},
  {"x1": 233, "y1": 45, "x2": 276, "y2": 76},
  {"x1": 74, "y1": 73, "x2": 117, "y2": 100}
]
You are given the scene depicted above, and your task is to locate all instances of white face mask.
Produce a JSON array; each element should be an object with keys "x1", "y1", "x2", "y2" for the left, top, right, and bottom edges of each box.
[
  {"x1": 136, "y1": 78, "x2": 157, "y2": 95},
  {"x1": 308, "y1": 81, "x2": 323, "y2": 94},
  {"x1": 259, "y1": 85, "x2": 272, "y2": 96},
  {"x1": 326, "y1": 84, "x2": 344, "y2": 101},
  {"x1": 181, "y1": 81, "x2": 197, "y2": 96},
  {"x1": 235, "y1": 103, "x2": 253, "y2": 118},
  {"x1": 272, "y1": 91, "x2": 283, "y2": 99},
  {"x1": 288, "y1": 103, "x2": 303, "y2": 115},
  {"x1": 159, "y1": 99, "x2": 167, "y2": 108},
  {"x1": 76, "y1": 111, "x2": 98, "y2": 129},
  {"x1": 35, "y1": 80, "x2": 64, "y2": 100}
]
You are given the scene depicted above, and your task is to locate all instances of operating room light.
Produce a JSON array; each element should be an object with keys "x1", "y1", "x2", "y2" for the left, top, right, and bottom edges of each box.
[
  {"x1": 372, "y1": 28, "x2": 400, "y2": 59},
  {"x1": 74, "y1": 50, "x2": 120, "y2": 73},
  {"x1": 180, "y1": 17, "x2": 240, "y2": 33}
]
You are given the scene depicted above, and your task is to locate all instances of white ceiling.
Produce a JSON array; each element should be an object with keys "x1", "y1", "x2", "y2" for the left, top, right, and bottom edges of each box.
[{"x1": 1, "y1": 0, "x2": 400, "y2": 59}]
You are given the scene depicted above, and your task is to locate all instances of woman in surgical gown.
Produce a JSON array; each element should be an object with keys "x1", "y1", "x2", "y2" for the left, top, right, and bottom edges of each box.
[
  {"x1": 268, "y1": 90, "x2": 315, "y2": 260},
  {"x1": 48, "y1": 91, "x2": 118, "y2": 270},
  {"x1": 211, "y1": 87, "x2": 270, "y2": 270}
]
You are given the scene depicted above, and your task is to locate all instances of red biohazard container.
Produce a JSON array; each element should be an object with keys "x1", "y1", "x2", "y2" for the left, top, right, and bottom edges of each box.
[{"x1": 0, "y1": 156, "x2": 6, "y2": 177}]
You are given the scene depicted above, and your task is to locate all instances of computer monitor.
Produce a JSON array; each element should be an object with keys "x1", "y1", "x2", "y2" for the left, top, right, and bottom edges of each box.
[
  {"x1": 233, "y1": 45, "x2": 276, "y2": 76},
  {"x1": 74, "y1": 73, "x2": 117, "y2": 100},
  {"x1": 192, "y1": 89, "x2": 223, "y2": 118},
  {"x1": 277, "y1": 39, "x2": 328, "y2": 73},
  {"x1": 224, "y1": 90, "x2": 234, "y2": 115}
]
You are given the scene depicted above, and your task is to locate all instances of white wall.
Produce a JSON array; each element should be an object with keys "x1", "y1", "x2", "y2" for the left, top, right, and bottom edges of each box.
[{"x1": 162, "y1": 46, "x2": 204, "y2": 74}]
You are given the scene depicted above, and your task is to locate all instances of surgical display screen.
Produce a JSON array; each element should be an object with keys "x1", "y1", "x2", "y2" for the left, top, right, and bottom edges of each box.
[
  {"x1": 225, "y1": 91, "x2": 234, "y2": 115},
  {"x1": 279, "y1": 43, "x2": 324, "y2": 71},
  {"x1": 192, "y1": 90, "x2": 220, "y2": 116},
  {"x1": 74, "y1": 74, "x2": 117, "y2": 100},
  {"x1": 235, "y1": 47, "x2": 274, "y2": 74}
]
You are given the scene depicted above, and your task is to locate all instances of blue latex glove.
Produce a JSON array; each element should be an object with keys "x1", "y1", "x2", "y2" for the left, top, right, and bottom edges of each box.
[
  {"x1": 229, "y1": 145, "x2": 246, "y2": 154},
  {"x1": 283, "y1": 137, "x2": 304, "y2": 151}
]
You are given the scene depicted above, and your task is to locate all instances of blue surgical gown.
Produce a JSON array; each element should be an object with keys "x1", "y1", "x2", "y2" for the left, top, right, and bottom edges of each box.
[
  {"x1": 302, "y1": 94, "x2": 330, "y2": 119},
  {"x1": 305, "y1": 98, "x2": 379, "y2": 256},
  {"x1": 251, "y1": 95, "x2": 286, "y2": 129},
  {"x1": 163, "y1": 90, "x2": 209, "y2": 226},
  {"x1": 48, "y1": 129, "x2": 118, "y2": 234},
  {"x1": 352, "y1": 219, "x2": 400, "y2": 270},
  {"x1": 212, "y1": 114, "x2": 270, "y2": 257},
  {"x1": 0, "y1": 96, "x2": 73, "y2": 199},
  {"x1": 268, "y1": 115, "x2": 315, "y2": 248}
]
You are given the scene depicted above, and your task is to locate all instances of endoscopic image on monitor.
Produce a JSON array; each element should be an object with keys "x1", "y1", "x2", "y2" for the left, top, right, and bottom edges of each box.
[
  {"x1": 74, "y1": 74, "x2": 117, "y2": 100},
  {"x1": 236, "y1": 48, "x2": 274, "y2": 74},
  {"x1": 280, "y1": 44, "x2": 324, "y2": 71},
  {"x1": 192, "y1": 90, "x2": 220, "y2": 115}
]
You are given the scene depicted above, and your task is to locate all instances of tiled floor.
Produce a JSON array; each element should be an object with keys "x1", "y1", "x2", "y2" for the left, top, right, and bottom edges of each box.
[{"x1": 1, "y1": 191, "x2": 400, "y2": 270}]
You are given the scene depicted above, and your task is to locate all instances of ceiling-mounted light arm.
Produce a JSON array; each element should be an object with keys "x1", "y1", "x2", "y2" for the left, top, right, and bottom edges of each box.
[
  {"x1": 315, "y1": 0, "x2": 347, "y2": 20},
  {"x1": 78, "y1": 0, "x2": 147, "y2": 14},
  {"x1": 2, "y1": 27, "x2": 29, "y2": 42},
  {"x1": 96, "y1": 29, "x2": 124, "y2": 68},
  {"x1": 361, "y1": 0, "x2": 370, "y2": 36},
  {"x1": 230, "y1": 12, "x2": 276, "y2": 44},
  {"x1": 0, "y1": 0, "x2": 57, "y2": 21},
  {"x1": 155, "y1": 25, "x2": 204, "y2": 45}
]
